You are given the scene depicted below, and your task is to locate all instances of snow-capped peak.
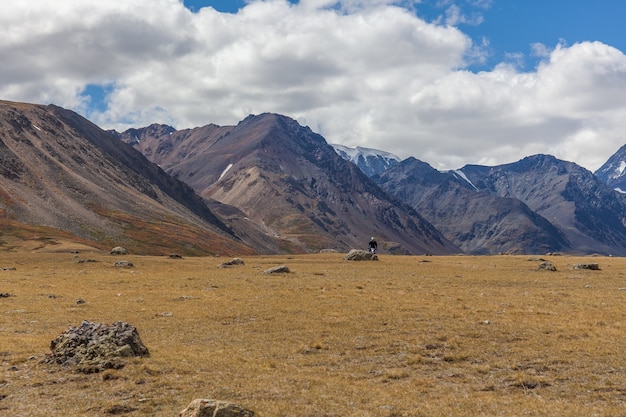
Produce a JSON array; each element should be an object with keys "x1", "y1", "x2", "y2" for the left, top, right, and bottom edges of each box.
[{"x1": 331, "y1": 144, "x2": 400, "y2": 177}]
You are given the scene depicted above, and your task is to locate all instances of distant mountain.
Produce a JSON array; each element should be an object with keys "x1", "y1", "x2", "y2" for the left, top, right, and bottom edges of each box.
[
  {"x1": 375, "y1": 157, "x2": 571, "y2": 255},
  {"x1": 331, "y1": 144, "x2": 400, "y2": 177},
  {"x1": 118, "y1": 114, "x2": 459, "y2": 255},
  {"x1": 595, "y1": 144, "x2": 626, "y2": 193},
  {"x1": 459, "y1": 155, "x2": 626, "y2": 255},
  {"x1": 0, "y1": 100, "x2": 254, "y2": 255}
]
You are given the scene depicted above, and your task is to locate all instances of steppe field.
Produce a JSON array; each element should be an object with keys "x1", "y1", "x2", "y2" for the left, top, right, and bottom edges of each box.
[{"x1": 1, "y1": 248, "x2": 626, "y2": 416}]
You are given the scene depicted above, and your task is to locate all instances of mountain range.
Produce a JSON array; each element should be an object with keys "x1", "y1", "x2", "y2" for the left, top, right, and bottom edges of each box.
[
  {"x1": 2, "y1": 99, "x2": 626, "y2": 256},
  {"x1": 374, "y1": 155, "x2": 626, "y2": 255},
  {"x1": 113, "y1": 113, "x2": 458, "y2": 255}
]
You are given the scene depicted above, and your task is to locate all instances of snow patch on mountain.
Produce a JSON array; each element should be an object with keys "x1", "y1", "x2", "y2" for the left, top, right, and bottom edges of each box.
[
  {"x1": 614, "y1": 161, "x2": 626, "y2": 179},
  {"x1": 451, "y1": 169, "x2": 478, "y2": 190},
  {"x1": 218, "y1": 163, "x2": 233, "y2": 182}
]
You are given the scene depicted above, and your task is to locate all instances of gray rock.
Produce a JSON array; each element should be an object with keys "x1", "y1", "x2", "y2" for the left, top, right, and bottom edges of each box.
[
  {"x1": 180, "y1": 399, "x2": 254, "y2": 417},
  {"x1": 572, "y1": 263, "x2": 600, "y2": 270},
  {"x1": 219, "y1": 258, "x2": 245, "y2": 268},
  {"x1": 110, "y1": 246, "x2": 128, "y2": 255},
  {"x1": 43, "y1": 321, "x2": 149, "y2": 373},
  {"x1": 263, "y1": 265, "x2": 290, "y2": 274},
  {"x1": 538, "y1": 261, "x2": 557, "y2": 271},
  {"x1": 344, "y1": 249, "x2": 378, "y2": 261}
]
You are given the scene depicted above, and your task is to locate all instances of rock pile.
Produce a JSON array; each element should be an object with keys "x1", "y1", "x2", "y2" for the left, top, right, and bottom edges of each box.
[{"x1": 43, "y1": 320, "x2": 149, "y2": 373}]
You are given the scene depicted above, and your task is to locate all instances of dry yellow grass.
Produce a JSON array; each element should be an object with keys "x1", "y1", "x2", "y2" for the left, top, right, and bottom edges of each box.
[{"x1": 1, "y1": 251, "x2": 626, "y2": 416}]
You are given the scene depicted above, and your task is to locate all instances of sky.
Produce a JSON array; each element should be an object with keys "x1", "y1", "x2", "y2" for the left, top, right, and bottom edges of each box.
[{"x1": 2, "y1": 0, "x2": 626, "y2": 171}]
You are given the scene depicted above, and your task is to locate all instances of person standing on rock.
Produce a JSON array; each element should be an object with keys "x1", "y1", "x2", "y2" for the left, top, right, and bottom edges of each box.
[{"x1": 368, "y1": 237, "x2": 378, "y2": 254}]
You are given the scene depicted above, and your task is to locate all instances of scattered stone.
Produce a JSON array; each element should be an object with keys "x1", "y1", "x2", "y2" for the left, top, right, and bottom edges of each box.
[
  {"x1": 344, "y1": 249, "x2": 378, "y2": 261},
  {"x1": 263, "y1": 265, "x2": 290, "y2": 274},
  {"x1": 219, "y1": 258, "x2": 245, "y2": 268},
  {"x1": 1, "y1": 267, "x2": 16, "y2": 271},
  {"x1": 156, "y1": 312, "x2": 174, "y2": 317},
  {"x1": 43, "y1": 320, "x2": 149, "y2": 373},
  {"x1": 114, "y1": 260, "x2": 134, "y2": 268},
  {"x1": 76, "y1": 259, "x2": 98, "y2": 264},
  {"x1": 180, "y1": 398, "x2": 255, "y2": 417},
  {"x1": 169, "y1": 253, "x2": 183, "y2": 259},
  {"x1": 528, "y1": 256, "x2": 546, "y2": 262},
  {"x1": 0, "y1": 292, "x2": 13, "y2": 298},
  {"x1": 110, "y1": 247, "x2": 128, "y2": 255},
  {"x1": 75, "y1": 298, "x2": 86, "y2": 305},
  {"x1": 319, "y1": 249, "x2": 338, "y2": 253},
  {"x1": 538, "y1": 261, "x2": 557, "y2": 271},
  {"x1": 511, "y1": 379, "x2": 551, "y2": 389},
  {"x1": 572, "y1": 263, "x2": 600, "y2": 270}
]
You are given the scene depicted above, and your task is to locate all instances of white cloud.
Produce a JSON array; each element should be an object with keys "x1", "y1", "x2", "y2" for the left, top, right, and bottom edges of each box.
[{"x1": 1, "y1": 0, "x2": 625, "y2": 172}]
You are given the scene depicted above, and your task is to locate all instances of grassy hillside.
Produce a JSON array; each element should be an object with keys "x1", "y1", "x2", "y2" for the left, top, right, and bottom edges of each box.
[{"x1": 1, "y1": 252, "x2": 625, "y2": 416}]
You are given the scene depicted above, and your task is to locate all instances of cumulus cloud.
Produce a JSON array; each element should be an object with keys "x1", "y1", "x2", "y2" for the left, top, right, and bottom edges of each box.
[{"x1": 1, "y1": 0, "x2": 625, "y2": 172}]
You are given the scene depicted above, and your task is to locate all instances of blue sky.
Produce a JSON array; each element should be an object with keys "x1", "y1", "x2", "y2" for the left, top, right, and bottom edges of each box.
[{"x1": 3, "y1": 0, "x2": 626, "y2": 171}]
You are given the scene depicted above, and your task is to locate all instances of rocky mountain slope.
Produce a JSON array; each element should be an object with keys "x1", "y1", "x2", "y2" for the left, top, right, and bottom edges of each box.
[
  {"x1": 461, "y1": 155, "x2": 626, "y2": 255},
  {"x1": 0, "y1": 100, "x2": 254, "y2": 255},
  {"x1": 117, "y1": 114, "x2": 459, "y2": 255}
]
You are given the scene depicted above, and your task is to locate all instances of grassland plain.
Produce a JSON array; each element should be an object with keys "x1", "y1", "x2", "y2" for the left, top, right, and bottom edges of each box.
[{"x1": 1, "y1": 251, "x2": 626, "y2": 416}]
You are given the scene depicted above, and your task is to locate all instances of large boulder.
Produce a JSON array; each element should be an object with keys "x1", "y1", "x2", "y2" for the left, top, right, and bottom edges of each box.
[
  {"x1": 344, "y1": 249, "x2": 378, "y2": 261},
  {"x1": 180, "y1": 399, "x2": 254, "y2": 417},
  {"x1": 43, "y1": 321, "x2": 149, "y2": 373}
]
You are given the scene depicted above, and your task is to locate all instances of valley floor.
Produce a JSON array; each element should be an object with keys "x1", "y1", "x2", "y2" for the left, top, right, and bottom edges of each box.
[{"x1": 1, "y1": 251, "x2": 625, "y2": 416}]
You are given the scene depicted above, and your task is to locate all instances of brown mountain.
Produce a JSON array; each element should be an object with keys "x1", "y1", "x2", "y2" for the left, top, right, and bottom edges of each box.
[
  {"x1": 0, "y1": 100, "x2": 254, "y2": 255},
  {"x1": 117, "y1": 113, "x2": 459, "y2": 254}
]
